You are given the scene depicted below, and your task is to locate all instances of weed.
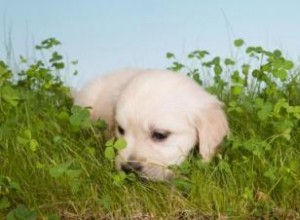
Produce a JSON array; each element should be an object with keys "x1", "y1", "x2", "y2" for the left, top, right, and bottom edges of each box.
[{"x1": 0, "y1": 38, "x2": 299, "y2": 218}]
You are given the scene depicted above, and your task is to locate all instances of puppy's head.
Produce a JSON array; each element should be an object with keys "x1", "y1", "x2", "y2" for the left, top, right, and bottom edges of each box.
[{"x1": 114, "y1": 70, "x2": 229, "y2": 181}]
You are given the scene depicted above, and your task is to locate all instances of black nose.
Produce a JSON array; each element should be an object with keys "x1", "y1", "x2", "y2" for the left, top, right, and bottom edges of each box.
[{"x1": 121, "y1": 161, "x2": 143, "y2": 173}]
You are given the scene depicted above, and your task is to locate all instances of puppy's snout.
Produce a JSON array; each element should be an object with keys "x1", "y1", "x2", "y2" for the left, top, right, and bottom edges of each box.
[{"x1": 121, "y1": 161, "x2": 143, "y2": 173}]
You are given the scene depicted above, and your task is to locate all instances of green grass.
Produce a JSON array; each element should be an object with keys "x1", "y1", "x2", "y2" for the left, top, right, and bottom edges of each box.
[{"x1": 0, "y1": 38, "x2": 300, "y2": 219}]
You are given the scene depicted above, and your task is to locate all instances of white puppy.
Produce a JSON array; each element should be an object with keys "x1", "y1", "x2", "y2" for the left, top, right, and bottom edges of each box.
[{"x1": 74, "y1": 69, "x2": 229, "y2": 181}]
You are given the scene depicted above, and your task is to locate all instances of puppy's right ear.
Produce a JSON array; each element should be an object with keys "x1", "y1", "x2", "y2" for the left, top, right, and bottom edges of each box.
[{"x1": 195, "y1": 102, "x2": 229, "y2": 161}]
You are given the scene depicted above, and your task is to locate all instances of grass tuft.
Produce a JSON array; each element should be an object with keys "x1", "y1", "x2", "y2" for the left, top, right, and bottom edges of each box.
[{"x1": 0, "y1": 38, "x2": 299, "y2": 219}]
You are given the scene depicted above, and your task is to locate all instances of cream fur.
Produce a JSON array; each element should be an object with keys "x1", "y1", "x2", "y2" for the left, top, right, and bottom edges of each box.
[{"x1": 74, "y1": 69, "x2": 229, "y2": 181}]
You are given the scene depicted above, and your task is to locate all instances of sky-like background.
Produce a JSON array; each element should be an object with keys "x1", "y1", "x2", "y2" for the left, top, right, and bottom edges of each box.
[{"x1": 1, "y1": 0, "x2": 300, "y2": 87}]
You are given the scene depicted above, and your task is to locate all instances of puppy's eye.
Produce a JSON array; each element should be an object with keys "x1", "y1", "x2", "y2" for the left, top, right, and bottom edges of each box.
[
  {"x1": 151, "y1": 131, "x2": 170, "y2": 142},
  {"x1": 117, "y1": 126, "x2": 125, "y2": 135}
]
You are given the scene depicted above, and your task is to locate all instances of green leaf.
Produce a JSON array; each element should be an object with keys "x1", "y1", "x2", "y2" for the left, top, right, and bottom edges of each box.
[
  {"x1": 48, "y1": 213, "x2": 60, "y2": 220},
  {"x1": 17, "y1": 136, "x2": 28, "y2": 145},
  {"x1": 242, "y1": 64, "x2": 250, "y2": 76},
  {"x1": 263, "y1": 169, "x2": 276, "y2": 181},
  {"x1": 234, "y1": 39, "x2": 244, "y2": 47},
  {"x1": 105, "y1": 138, "x2": 115, "y2": 147},
  {"x1": 113, "y1": 171, "x2": 127, "y2": 186},
  {"x1": 0, "y1": 197, "x2": 10, "y2": 209},
  {"x1": 283, "y1": 60, "x2": 294, "y2": 70},
  {"x1": 49, "y1": 161, "x2": 72, "y2": 178},
  {"x1": 66, "y1": 169, "x2": 82, "y2": 178},
  {"x1": 96, "y1": 119, "x2": 107, "y2": 130},
  {"x1": 29, "y1": 139, "x2": 39, "y2": 152},
  {"x1": 224, "y1": 58, "x2": 235, "y2": 66},
  {"x1": 69, "y1": 106, "x2": 91, "y2": 127},
  {"x1": 71, "y1": 60, "x2": 79, "y2": 65},
  {"x1": 173, "y1": 178, "x2": 192, "y2": 192},
  {"x1": 166, "y1": 52, "x2": 175, "y2": 59},
  {"x1": 171, "y1": 62, "x2": 185, "y2": 72},
  {"x1": 114, "y1": 138, "x2": 127, "y2": 150},
  {"x1": 231, "y1": 85, "x2": 243, "y2": 95},
  {"x1": 9, "y1": 181, "x2": 21, "y2": 191},
  {"x1": 70, "y1": 178, "x2": 81, "y2": 194},
  {"x1": 273, "y1": 69, "x2": 287, "y2": 80},
  {"x1": 52, "y1": 62, "x2": 65, "y2": 70},
  {"x1": 214, "y1": 65, "x2": 222, "y2": 75},
  {"x1": 7, "y1": 204, "x2": 37, "y2": 220},
  {"x1": 50, "y1": 52, "x2": 63, "y2": 63},
  {"x1": 188, "y1": 50, "x2": 209, "y2": 59},
  {"x1": 212, "y1": 57, "x2": 221, "y2": 65},
  {"x1": 273, "y1": 49, "x2": 282, "y2": 57},
  {"x1": 24, "y1": 130, "x2": 32, "y2": 139},
  {"x1": 104, "y1": 147, "x2": 115, "y2": 160},
  {"x1": 231, "y1": 71, "x2": 244, "y2": 84},
  {"x1": 100, "y1": 195, "x2": 112, "y2": 210},
  {"x1": 35, "y1": 38, "x2": 61, "y2": 50},
  {"x1": 1, "y1": 85, "x2": 20, "y2": 107},
  {"x1": 257, "y1": 108, "x2": 271, "y2": 121}
]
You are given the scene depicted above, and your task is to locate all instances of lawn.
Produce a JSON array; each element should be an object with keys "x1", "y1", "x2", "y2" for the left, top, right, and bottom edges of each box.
[{"x1": 0, "y1": 38, "x2": 299, "y2": 219}]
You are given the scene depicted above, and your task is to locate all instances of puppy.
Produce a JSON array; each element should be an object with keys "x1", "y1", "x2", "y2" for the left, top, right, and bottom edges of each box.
[{"x1": 74, "y1": 69, "x2": 229, "y2": 181}]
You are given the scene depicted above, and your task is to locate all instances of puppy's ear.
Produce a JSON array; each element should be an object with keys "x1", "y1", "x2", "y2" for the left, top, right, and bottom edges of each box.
[{"x1": 195, "y1": 102, "x2": 229, "y2": 161}]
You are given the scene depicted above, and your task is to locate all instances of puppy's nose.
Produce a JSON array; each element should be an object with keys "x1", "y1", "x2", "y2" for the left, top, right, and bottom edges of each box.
[{"x1": 121, "y1": 161, "x2": 143, "y2": 173}]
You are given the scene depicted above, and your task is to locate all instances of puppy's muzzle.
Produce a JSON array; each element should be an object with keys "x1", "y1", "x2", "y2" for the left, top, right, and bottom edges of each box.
[{"x1": 121, "y1": 161, "x2": 143, "y2": 174}]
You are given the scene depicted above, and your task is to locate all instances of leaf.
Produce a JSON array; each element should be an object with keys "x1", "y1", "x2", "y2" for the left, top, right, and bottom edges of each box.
[
  {"x1": 224, "y1": 58, "x2": 235, "y2": 66},
  {"x1": 96, "y1": 119, "x2": 107, "y2": 130},
  {"x1": 282, "y1": 128, "x2": 291, "y2": 141},
  {"x1": 104, "y1": 147, "x2": 115, "y2": 160},
  {"x1": 49, "y1": 161, "x2": 72, "y2": 178},
  {"x1": 17, "y1": 136, "x2": 28, "y2": 145},
  {"x1": 48, "y1": 213, "x2": 60, "y2": 220},
  {"x1": 9, "y1": 181, "x2": 21, "y2": 191},
  {"x1": 71, "y1": 60, "x2": 79, "y2": 65},
  {"x1": 50, "y1": 52, "x2": 63, "y2": 63},
  {"x1": 7, "y1": 204, "x2": 37, "y2": 220},
  {"x1": 24, "y1": 130, "x2": 32, "y2": 139},
  {"x1": 283, "y1": 60, "x2": 294, "y2": 70},
  {"x1": 69, "y1": 106, "x2": 91, "y2": 127},
  {"x1": 1, "y1": 85, "x2": 20, "y2": 107},
  {"x1": 214, "y1": 65, "x2": 222, "y2": 75},
  {"x1": 231, "y1": 85, "x2": 243, "y2": 95},
  {"x1": 166, "y1": 52, "x2": 175, "y2": 59},
  {"x1": 273, "y1": 49, "x2": 282, "y2": 57},
  {"x1": 35, "y1": 38, "x2": 61, "y2": 50},
  {"x1": 188, "y1": 50, "x2": 209, "y2": 59},
  {"x1": 29, "y1": 139, "x2": 39, "y2": 152},
  {"x1": 66, "y1": 169, "x2": 82, "y2": 178},
  {"x1": 0, "y1": 197, "x2": 10, "y2": 209},
  {"x1": 100, "y1": 195, "x2": 112, "y2": 210},
  {"x1": 114, "y1": 138, "x2": 127, "y2": 150},
  {"x1": 52, "y1": 62, "x2": 65, "y2": 70},
  {"x1": 212, "y1": 57, "x2": 221, "y2": 65},
  {"x1": 263, "y1": 169, "x2": 276, "y2": 181},
  {"x1": 234, "y1": 39, "x2": 244, "y2": 47},
  {"x1": 171, "y1": 62, "x2": 185, "y2": 72},
  {"x1": 231, "y1": 71, "x2": 244, "y2": 84},
  {"x1": 173, "y1": 178, "x2": 192, "y2": 192},
  {"x1": 273, "y1": 69, "x2": 287, "y2": 80},
  {"x1": 242, "y1": 64, "x2": 250, "y2": 76},
  {"x1": 105, "y1": 138, "x2": 115, "y2": 147},
  {"x1": 113, "y1": 171, "x2": 127, "y2": 186},
  {"x1": 257, "y1": 109, "x2": 270, "y2": 121},
  {"x1": 70, "y1": 178, "x2": 81, "y2": 194}
]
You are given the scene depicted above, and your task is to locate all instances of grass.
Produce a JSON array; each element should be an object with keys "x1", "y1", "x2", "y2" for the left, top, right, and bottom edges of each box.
[{"x1": 0, "y1": 38, "x2": 300, "y2": 219}]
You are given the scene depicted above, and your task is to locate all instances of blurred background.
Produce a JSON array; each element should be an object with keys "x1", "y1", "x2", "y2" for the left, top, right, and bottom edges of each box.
[{"x1": 1, "y1": 0, "x2": 299, "y2": 87}]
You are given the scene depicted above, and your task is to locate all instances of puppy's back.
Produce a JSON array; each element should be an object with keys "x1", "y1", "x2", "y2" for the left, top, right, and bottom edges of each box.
[{"x1": 73, "y1": 68, "x2": 141, "y2": 127}]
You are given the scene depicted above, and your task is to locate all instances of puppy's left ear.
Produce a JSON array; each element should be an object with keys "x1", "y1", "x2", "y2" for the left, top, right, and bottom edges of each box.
[{"x1": 195, "y1": 102, "x2": 229, "y2": 161}]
